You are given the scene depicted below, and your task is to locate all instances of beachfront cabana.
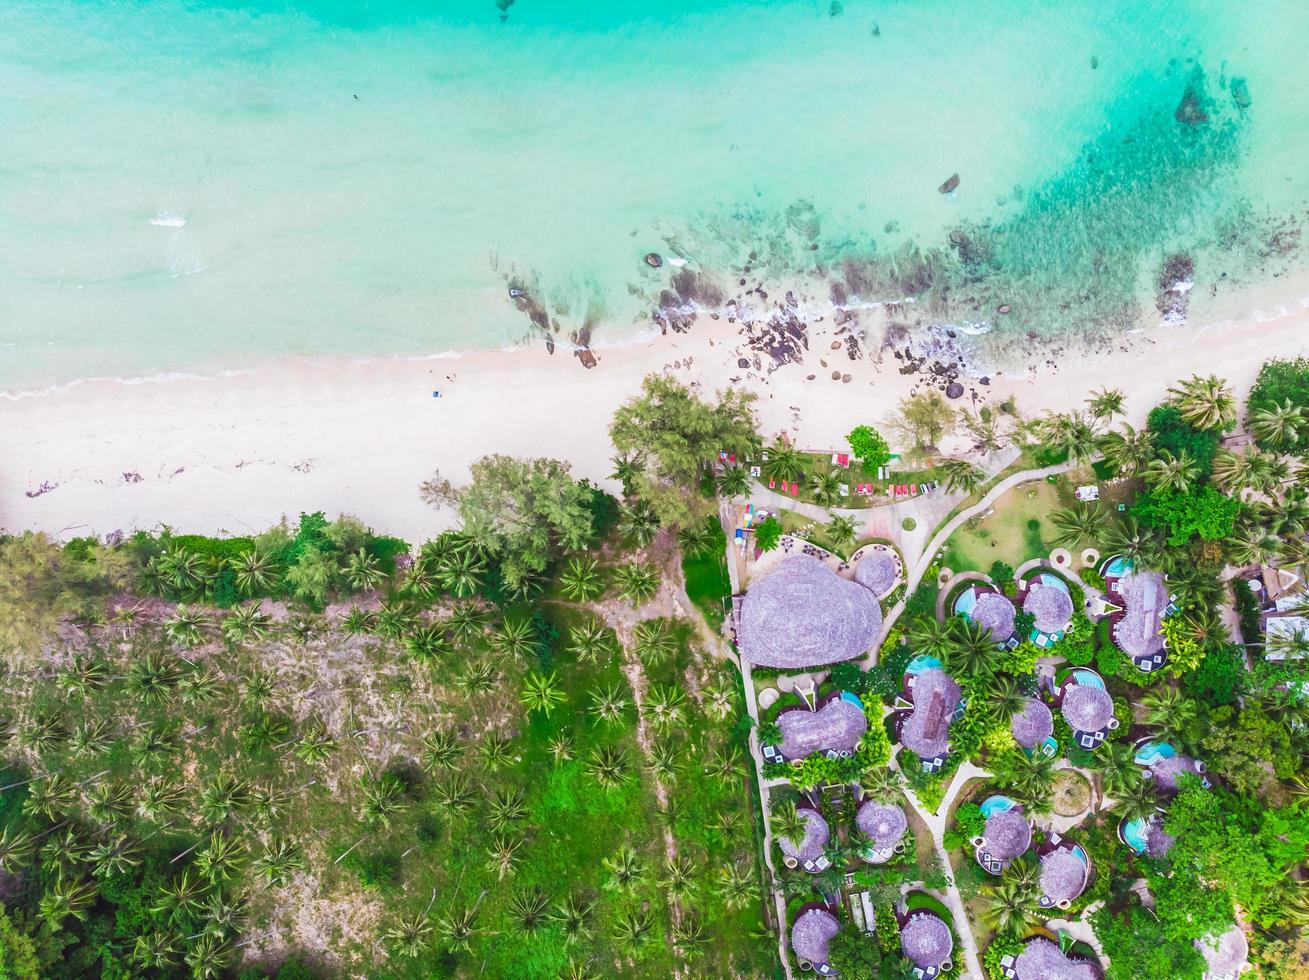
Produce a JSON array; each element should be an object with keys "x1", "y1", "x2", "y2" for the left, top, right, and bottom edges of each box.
[
  {"x1": 1135, "y1": 740, "x2": 1211, "y2": 797},
  {"x1": 1008, "y1": 936, "x2": 1104, "y2": 980},
  {"x1": 764, "y1": 691, "x2": 869, "y2": 764},
  {"x1": 1037, "y1": 839, "x2": 1092, "y2": 909},
  {"x1": 898, "y1": 896, "x2": 954, "y2": 979},
  {"x1": 973, "y1": 796, "x2": 1032, "y2": 875},
  {"x1": 1021, "y1": 573, "x2": 1074, "y2": 647},
  {"x1": 738, "y1": 555, "x2": 882, "y2": 669},
  {"x1": 854, "y1": 549, "x2": 900, "y2": 598},
  {"x1": 1102, "y1": 558, "x2": 1173, "y2": 672},
  {"x1": 1010, "y1": 699, "x2": 1056, "y2": 757},
  {"x1": 791, "y1": 904, "x2": 841, "y2": 976},
  {"x1": 954, "y1": 585, "x2": 1018, "y2": 646},
  {"x1": 778, "y1": 807, "x2": 832, "y2": 874},
  {"x1": 856, "y1": 799, "x2": 908, "y2": 864},
  {"x1": 897, "y1": 666, "x2": 965, "y2": 773},
  {"x1": 1194, "y1": 926, "x2": 1249, "y2": 980},
  {"x1": 1118, "y1": 813, "x2": 1175, "y2": 859},
  {"x1": 1053, "y1": 669, "x2": 1117, "y2": 750}
]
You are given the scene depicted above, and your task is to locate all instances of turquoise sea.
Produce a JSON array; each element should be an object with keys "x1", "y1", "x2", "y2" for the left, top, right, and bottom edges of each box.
[{"x1": 2, "y1": 0, "x2": 1307, "y2": 390}]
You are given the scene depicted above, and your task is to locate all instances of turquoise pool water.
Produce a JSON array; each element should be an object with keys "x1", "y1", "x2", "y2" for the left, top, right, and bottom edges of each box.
[
  {"x1": 3, "y1": 0, "x2": 1308, "y2": 389},
  {"x1": 906, "y1": 654, "x2": 943, "y2": 675}
]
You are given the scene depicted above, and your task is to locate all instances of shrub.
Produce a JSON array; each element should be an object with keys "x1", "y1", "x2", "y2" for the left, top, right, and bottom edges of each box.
[
  {"x1": 1078, "y1": 566, "x2": 1107, "y2": 592},
  {"x1": 1147, "y1": 403, "x2": 1220, "y2": 478},
  {"x1": 953, "y1": 801, "x2": 985, "y2": 839},
  {"x1": 755, "y1": 516, "x2": 782, "y2": 552},
  {"x1": 1096, "y1": 644, "x2": 1127, "y2": 677},
  {"x1": 1232, "y1": 580, "x2": 1262, "y2": 648},
  {"x1": 901, "y1": 517, "x2": 917, "y2": 532},
  {"x1": 828, "y1": 660, "x2": 868, "y2": 695},
  {"x1": 343, "y1": 850, "x2": 400, "y2": 891},
  {"x1": 989, "y1": 560, "x2": 1014, "y2": 584},
  {"x1": 847, "y1": 425, "x2": 892, "y2": 470}
]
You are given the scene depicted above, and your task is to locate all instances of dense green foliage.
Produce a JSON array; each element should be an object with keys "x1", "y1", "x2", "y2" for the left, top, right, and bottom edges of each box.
[{"x1": 846, "y1": 425, "x2": 891, "y2": 472}]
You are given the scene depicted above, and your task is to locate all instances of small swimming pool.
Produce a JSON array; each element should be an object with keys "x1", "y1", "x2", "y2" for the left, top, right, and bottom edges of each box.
[
  {"x1": 1072, "y1": 669, "x2": 1105, "y2": 689},
  {"x1": 1102, "y1": 555, "x2": 1132, "y2": 578},
  {"x1": 1134, "y1": 741, "x2": 1176, "y2": 766},
  {"x1": 907, "y1": 654, "x2": 944, "y2": 675},
  {"x1": 953, "y1": 587, "x2": 978, "y2": 618},
  {"x1": 980, "y1": 795, "x2": 1017, "y2": 817},
  {"x1": 1121, "y1": 817, "x2": 1149, "y2": 853}
]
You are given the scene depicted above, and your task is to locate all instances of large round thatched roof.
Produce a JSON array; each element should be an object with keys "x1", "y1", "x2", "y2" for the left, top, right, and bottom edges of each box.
[
  {"x1": 856, "y1": 800, "x2": 908, "y2": 850},
  {"x1": 971, "y1": 591, "x2": 1017, "y2": 643},
  {"x1": 1014, "y1": 937, "x2": 1102, "y2": 980},
  {"x1": 1040, "y1": 847, "x2": 1088, "y2": 903},
  {"x1": 1148, "y1": 755, "x2": 1205, "y2": 796},
  {"x1": 901, "y1": 668, "x2": 962, "y2": 760},
  {"x1": 1010, "y1": 699, "x2": 1053, "y2": 749},
  {"x1": 777, "y1": 698, "x2": 867, "y2": 760},
  {"x1": 777, "y1": 808, "x2": 830, "y2": 867},
  {"x1": 1024, "y1": 579, "x2": 1074, "y2": 634},
  {"x1": 982, "y1": 809, "x2": 1033, "y2": 861},
  {"x1": 900, "y1": 912, "x2": 953, "y2": 968},
  {"x1": 855, "y1": 551, "x2": 899, "y2": 597},
  {"x1": 739, "y1": 555, "x2": 882, "y2": 668},
  {"x1": 1194, "y1": 926, "x2": 1248, "y2": 979},
  {"x1": 1061, "y1": 684, "x2": 1114, "y2": 733},
  {"x1": 791, "y1": 906, "x2": 840, "y2": 967},
  {"x1": 1113, "y1": 570, "x2": 1168, "y2": 659}
]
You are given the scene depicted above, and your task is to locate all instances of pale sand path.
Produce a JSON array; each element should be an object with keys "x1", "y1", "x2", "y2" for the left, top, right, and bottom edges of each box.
[{"x1": 2, "y1": 291, "x2": 1308, "y2": 541}]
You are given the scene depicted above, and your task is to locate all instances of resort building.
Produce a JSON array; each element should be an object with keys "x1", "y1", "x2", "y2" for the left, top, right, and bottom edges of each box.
[
  {"x1": 1019, "y1": 573, "x2": 1075, "y2": 648},
  {"x1": 738, "y1": 554, "x2": 882, "y2": 669},
  {"x1": 1134, "y1": 740, "x2": 1211, "y2": 797},
  {"x1": 1010, "y1": 698, "x2": 1057, "y2": 757},
  {"x1": 1000, "y1": 936, "x2": 1104, "y2": 980},
  {"x1": 1101, "y1": 556, "x2": 1174, "y2": 673},
  {"x1": 1118, "y1": 813, "x2": 1175, "y2": 859},
  {"x1": 897, "y1": 893, "x2": 954, "y2": 979},
  {"x1": 791, "y1": 903, "x2": 841, "y2": 976},
  {"x1": 1036, "y1": 836, "x2": 1093, "y2": 909},
  {"x1": 1051, "y1": 669, "x2": 1118, "y2": 750},
  {"x1": 895, "y1": 658, "x2": 965, "y2": 773},
  {"x1": 1262, "y1": 609, "x2": 1309, "y2": 660},
  {"x1": 762, "y1": 691, "x2": 868, "y2": 765},
  {"x1": 856, "y1": 798, "x2": 908, "y2": 864},
  {"x1": 853, "y1": 547, "x2": 901, "y2": 599},
  {"x1": 953, "y1": 583, "x2": 1018, "y2": 646},
  {"x1": 778, "y1": 805, "x2": 832, "y2": 874},
  {"x1": 1194, "y1": 926, "x2": 1249, "y2": 980},
  {"x1": 973, "y1": 796, "x2": 1033, "y2": 875}
]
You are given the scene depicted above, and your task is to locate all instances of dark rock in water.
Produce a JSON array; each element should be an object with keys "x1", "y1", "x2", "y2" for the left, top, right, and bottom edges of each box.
[
  {"x1": 829, "y1": 1, "x2": 843, "y2": 16},
  {"x1": 738, "y1": 358, "x2": 750, "y2": 369},
  {"x1": 945, "y1": 382, "x2": 965, "y2": 399},
  {"x1": 1175, "y1": 81, "x2": 1209, "y2": 126},
  {"x1": 496, "y1": 0, "x2": 514, "y2": 23},
  {"x1": 545, "y1": 336, "x2": 555, "y2": 355},
  {"x1": 1090, "y1": 55, "x2": 1098, "y2": 70},
  {"x1": 997, "y1": 304, "x2": 1012, "y2": 315},
  {"x1": 871, "y1": 22, "x2": 880, "y2": 36},
  {"x1": 1231, "y1": 77, "x2": 1251, "y2": 109},
  {"x1": 841, "y1": 374, "x2": 852, "y2": 384},
  {"x1": 884, "y1": 220, "x2": 899, "y2": 234},
  {"x1": 644, "y1": 252, "x2": 663, "y2": 268},
  {"x1": 830, "y1": 341, "x2": 841, "y2": 351},
  {"x1": 1157, "y1": 253, "x2": 1195, "y2": 322},
  {"x1": 938, "y1": 173, "x2": 960, "y2": 194},
  {"x1": 576, "y1": 347, "x2": 597, "y2": 369}
]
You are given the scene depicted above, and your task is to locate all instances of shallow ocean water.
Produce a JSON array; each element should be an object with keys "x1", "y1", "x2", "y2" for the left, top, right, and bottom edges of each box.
[{"x1": 1, "y1": 0, "x2": 1306, "y2": 389}]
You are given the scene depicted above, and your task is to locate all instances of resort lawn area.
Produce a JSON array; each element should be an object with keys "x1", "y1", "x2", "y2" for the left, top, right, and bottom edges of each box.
[
  {"x1": 681, "y1": 516, "x2": 732, "y2": 632},
  {"x1": 757, "y1": 451, "x2": 947, "y2": 511},
  {"x1": 940, "y1": 476, "x2": 1073, "y2": 573}
]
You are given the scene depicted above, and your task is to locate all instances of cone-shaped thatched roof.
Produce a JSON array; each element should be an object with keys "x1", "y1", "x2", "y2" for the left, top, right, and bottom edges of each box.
[
  {"x1": 1148, "y1": 755, "x2": 1204, "y2": 796},
  {"x1": 972, "y1": 591, "x2": 1017, "y2": 643},
  {"x1": 900, "y1": 912, "x2": 953, "y2": 968},
  {"x1": 1145, "y1": 817, "x2": 1176, "y2": 858},
  {"x1": 1014, "y1": 937, "x2": 1103, "y2": 980},
  {"x1": 857, "y1": 800, "x2": 908, "y2": 850},
  {"x1": 791, "y1": 906, "x2": 840, "y2": 967},
  {"x1": 777, "y1": 698, "x2": 868, "y2": 760},
  {"x1": 1113, "y1": 570, "x2": 1168, "y2": 659},
  {"x1": 982, "y1": 809, "x2": 1033, "y2": 861},
  {"x1": 1061, "y1": 684, "x2": 1114, "y2": 733},
  {"x1": 1040, "y1": 847, "x2": 1089, "y2": 903},
  {"x1": 1024, "y1": 578, "x2": 1074, "y2": 634},
  {"x1": 778, "y1": 808, "x2": 830, "y2": 867},
  {"x1": 855, "y1": 551, "x2": 899, "y2": 597},
  {"x1": 1011, "y1": 699, "x2": 1054, "y2": 749},
  {"x1": 902, "y1": 668, "x2": 962, "y2": 760},
  {"x1": 1194, "y1": 926, "x2": 1248, "y2": 979},
  {"x1": 739, "y1": 555, "x2": 882, "y2": 668}
]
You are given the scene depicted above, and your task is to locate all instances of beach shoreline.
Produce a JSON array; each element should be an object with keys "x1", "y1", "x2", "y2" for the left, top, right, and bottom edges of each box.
[{"x1": 3, "y1": 282, "x2": 1308, "y2": 544}]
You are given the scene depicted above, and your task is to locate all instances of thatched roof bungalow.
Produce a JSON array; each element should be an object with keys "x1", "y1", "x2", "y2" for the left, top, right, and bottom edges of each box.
[
  {"x1": 791, "y1": 904, "x2": 841, "y2": 976},
  {"x1": 772, "y1": 693, "x2": 868, "y2": 762},
  {"x1": 1023, "y1": 573, "x2": 1074, "y2": 642},
  {"x1": 974, "y1": 802, "x2": 1032, "y2": 875},
  {"x1": 854, "y1": 550, "x2": 900, "y2": 598},
  {"x1": 899, "y1": 910, "x2": 953, "y2": 978},
  {"x1": 1194, "y1": 925, "x2": 1248, "y2": 980},
  {"x1": 1056, "y1": 670, "x2": 1117, "y2": 749},
  {"x1": 1146, "y1": 754, "x2": 1210, "y2": 796},
  {"x1": 739, "y1": 555, "x2": 882, "y2": 669},
  {"x1": 1038, "y1": 842, "x2": 1092, "y2": 908},
  {"x1": 1112, "y1": 568, "x2": 1171, "y2": 671},
  {"x1": 856, "y1": 800, "x2": 907, "y2": 861},
  {"x1": 900, "y1": 668, "x2": 963, "y2": 771},
  {"x1": 955, "y1": 586, "x2": 1017, "y2": 645},
  {"x1": 1010, "y1": 699, "x2": 1054, "y2": 752},
  {"x1": 778, "y1": 807, "x2": 831, "y2": 873},
  {"x1": 1012, "y1": 937, "x2": 1104, "y2": 980}
]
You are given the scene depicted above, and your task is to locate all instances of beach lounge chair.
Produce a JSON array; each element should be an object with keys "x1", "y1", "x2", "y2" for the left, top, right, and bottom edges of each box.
[
  {"x1": 839, "y1": 484, "x2": 849, "y2": 497},
  {"x1": 791, "y1": 483, "x2": 800, "y2": 497},
  {"x1": 769, "y1": 479, "x2": 776, "y2": 489}
]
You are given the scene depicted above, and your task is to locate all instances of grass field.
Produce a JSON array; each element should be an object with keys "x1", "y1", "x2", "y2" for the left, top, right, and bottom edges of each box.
[
  {"x1": 940, "y1": 477, "x2": 1070, "y2": 573},
  {"x1": 681, "y1": 517, "x2": 732, "y2": 632}
]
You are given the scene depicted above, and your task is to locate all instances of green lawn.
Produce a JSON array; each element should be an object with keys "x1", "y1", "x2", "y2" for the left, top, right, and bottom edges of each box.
[
  {"x1": 940, "y1": 477, "x2": 1071, "y2": 573},
  {"x1": 682, "y1": 516, "x2": 732, "y2": 631}
]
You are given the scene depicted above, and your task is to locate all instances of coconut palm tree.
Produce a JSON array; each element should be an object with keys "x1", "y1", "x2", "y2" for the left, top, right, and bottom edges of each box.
[
  {"x1": 568, "y1": 618, "x2": 618, "y2": 665},
  {"x1": 705, "y1": 743, "x2": 743, "y2": 782},
  {"x1": 88, "y1": 781, "x2": 134, "y2": 825},
  {"x1": 40, "y1": 825, "x2": 91, "y2": 875},
  {"x1": 437, "y1": 548, "x2": 486, "y2": 598},
  {"x1": 632, "y1": 619, "x2": 676, "y2": 667},
  {"x1": 1211, "y1": 448, "x2": 1255, "y2": 493},
  {"x1": 826, "y1": 515, "x2": 858, "y2": 551},
  {"x1": 1168, "y1": 374, "x2": 1236, "y2": 431},
  {"x1": 810, "y1": 471, "x2": 843, "y2": 506},
  {"x1": 294, "y1": 722, "x2": 334, "y2": 765},
  {"x1": 153, "y1": 868, "x2": 209, "y2": 923},
  {"x1": 508, "y1": 887, "x2": 551, "y2": 933},
  {"x1": 1098, "y1": 424, "x2": 1156, "y2": 477},
  {"x1": 40, "y1": 872, "x2": 99, "y2": 928},
  {"x1": 233, "y1": 548, "x2": 279, "y2": 595},
  {"x1": 858, "y1": 767, "x2": 904, "y2": 804},
  {"x1": 1087, "y1": 387, "x2": 1126, "y2": 421},
  {"x1": 611, "y1": 909, "x2": 654, "y2": 954},
  {"x1": 715, "y1": 464, "x2": 750, "y2": 497},
  {"x1": 1115, "y1": 776, "x2": 1162, "y2": 823},
  {"x1": 487, "y1": 787, "x2": 529, "y2": 833},
  {"x1": 940, "y1": 458, "x2": 985, "y2": 496},
  {"x1": 645, "y1": 741, "x2": 682, "y2": 783},
  {"x1": 447, "y1": 601, "x2": 488, "y2": 642},
  {"x1": 587, "y1": 745, "x2": 629, "y2": 788},
  {"x1": 1101, "y1": 515, "x2": 1163, "y2": 571},
  {"x1": 19, "y1": 711, "x2": 68, "y2": 753},
  {"x1": 199, "y1": 891, "x2": 247, "y2": 939},
  {"x1": 1036, "y1": 412, "x2": 1099, "y2": 462},
  {"x1": 553, "y1": 893, "x2": 596, "y2": 944},
  {"x1": 1140, "y1": 687, "x2": 1199, "y2": 747},
  {"x1": 909, "y1": 617, "x2": 956, "y2": 660},
  {"x1": 560, "y1": 959, "x2": 601, "y2": 980},
  {"x1": 614, "y1": 561, "x2": 660, "y2": 605},
  {"x1": 763, "y1": 444, "x2": 806, "y2": 483},
  {"x1": 704, "y1": 683, "x2": 737, "y2": 721},
  {"x1": 195, "y1": 831, "x2": 246, "y2": 885},
  {"x1": 520, "y1": 671, "x2": 566, "y2": 716},
  {"x1": 678, "y1": 521, "x2": 715, "y2": 558},
  {"x1": 559, "y1": 556, "x2": 606, "y2": 602},
  {"x1": 1092, "y1": 742, "x2": 1141, "y2": 799},
  {"x1": 1144, "y1": 450, "x2": 1200, "y2": 494},
  {"x1": 164, "y1": 605, "x2": 208, "y2": 646},
  {"x1": 179, "y1": 666, "x2": 222, "y2": 706},
  {"x1": 989, "y1": 675, "x2": 1028, "y2": 720},
  {"x1": 59, "y1": 655, "x2": 109, "y2": 696},
  {"x1": 253, "y1": 839, "x2": 305, "y2": 887},
  {"x1": 384, "y1": 913, "x2": 433, "y2": 958},
  {"x1": 422, "y1": 729, "x2": 463, "y2": 771},
  {"x1": 590, "y1": 683, "x2": 628, "y2": 725},
  {"x1": 344, "y1": 548, "x2": 387, "y2": 591},
  {"x1": 996, "y1": 751, "x2": 1056, "y2": 810},
  {"x1": 435, "y1": 773, "x2": 478, "y2": 812},
  {"x1": 619, "y1": 500, "x2": 661, "y2": 548},
  {"x1": 457, "y1": 658, "x2": 499, "y2": 693},
  {"x1": 611, "y1": 453, "x2": 644, "y2": 497},
  {"x1": 945, "y1": 618, "x2": 996, "y2": 678},
  {"x1": 602, "y1": 844, "x2": 646, "y2": 892},
  {"x1": 222, "y1": 603, "x2": 271, "y2": 645},
  {"x1": 1278, "y1": 535, "x2": 1309, "y2": 570},
  {"x1": 437, "y1": 904, "x2": 482, "y2": 953},
  {"x1": 771, "y1": 800, "x2": 809, "y2": 847},
  {"x1": 137, "y1": 780, "x2": 186, "y2": 821},
  {"x1": 479, "y1": 732, "x2": 515, "y2": 772},
  {"x1": 646, "y1": 684, "x2": 686, "y2": 731},
  {"x1": 199, "y1": 773, "x2": 251, "y2": 824},
  {"x1": 0, "y1": 827, "x2": 35, "y2": 873},
  {"x1": 1249, "y1": 398, "x2": 1306, "y2": 452},
  {"x1": 673, "y1": 914, "x2": 710, "y2": 958},
  {"x1": 132, "y1": 930, "x2": 180, "y2": 970},
  {"x1": 714, "y1": 861, "x2": 759, "y2": 912},
  {"x1": 1049, "y1": 503, "x2": 1108, "y2": 547},
  {"x1": 24, "y1": 774, "x2": 77, "y2": 820},
  {"x1": 360, "y1": 776, "x2": 409, "y2": 829},
  {"x1": 982, "y1": 877, "x2": 1038, "y2": 936},
  {"x1": 490, "y1": 617, "x2": 537, "y2": 659}
]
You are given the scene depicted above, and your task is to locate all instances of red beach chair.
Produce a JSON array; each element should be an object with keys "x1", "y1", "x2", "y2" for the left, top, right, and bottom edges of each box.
[{"x1": 790, "y1": 483, "x2": 800, "y2": 497}]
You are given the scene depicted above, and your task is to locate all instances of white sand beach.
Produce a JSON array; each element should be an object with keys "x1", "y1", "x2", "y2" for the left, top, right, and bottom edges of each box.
[{"x1": 3, "y1": 291, "x2": 1308, "y2": 544}]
